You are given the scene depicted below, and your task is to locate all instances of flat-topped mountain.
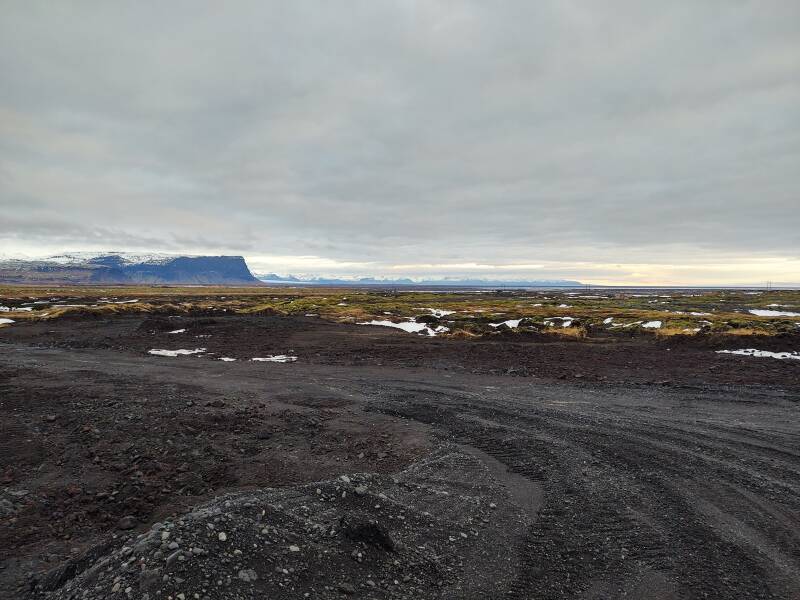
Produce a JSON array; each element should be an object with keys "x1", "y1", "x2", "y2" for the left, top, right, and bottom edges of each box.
[{"x1": 0, "y1": 252, "x2": 260, "y2": 285}]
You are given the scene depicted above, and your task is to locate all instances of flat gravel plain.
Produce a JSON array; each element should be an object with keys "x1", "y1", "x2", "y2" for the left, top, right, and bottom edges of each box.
[{"x1": 1, "y1": 315, "x2": 799, "y2": 598}]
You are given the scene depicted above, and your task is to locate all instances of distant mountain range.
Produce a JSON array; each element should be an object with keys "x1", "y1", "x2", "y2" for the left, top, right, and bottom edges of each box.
[
  {"x1": 256, "y1": 273, "x2": 582, "y2": 287},
  {"x1": 0, "y1": 252, "x2": 583, "y2": 287},
  {"x1": 0, "y1": 252, "x2": 259, "y2": 285}
]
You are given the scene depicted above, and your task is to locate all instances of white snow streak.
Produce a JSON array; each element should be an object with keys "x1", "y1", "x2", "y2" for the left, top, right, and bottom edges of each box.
[
  {"x1": 251, "y1": 355, "x2": 297, "y2": 363},
  {"x1": 148, "y1": 348, "x2": 206, "y2": 357},
  {"x1": 489, "y1": 319, "x2": 523, "y2": 329},
  {"x1": 749, "y1": 309, "x2": 800, "y2": 317},
  {"x1": 716, "y1": 349, "x2": 800, "y2": 360}
]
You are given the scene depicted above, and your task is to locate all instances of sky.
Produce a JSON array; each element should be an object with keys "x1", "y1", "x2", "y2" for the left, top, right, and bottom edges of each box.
[{"x1": 1, "y1": 1, "x2": 799, "y2": 285}]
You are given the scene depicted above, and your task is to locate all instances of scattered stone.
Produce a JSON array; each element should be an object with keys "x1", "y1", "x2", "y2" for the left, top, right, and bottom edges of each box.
[
  {"x1": 338, "y1": 582, "x2": 356, "y2": 595},
  {"x1": 343, "y1": 520, "x2": 395, "y2": 552},
  {"x1": 116, "y1": 516, "x2": 137, "y2": 530},
  {"x1": 30, "y1": 448, "x2": 521, "y2": 600},
  {"x1": 139, "y1": 568, "x2": 161, "y2": 591}
]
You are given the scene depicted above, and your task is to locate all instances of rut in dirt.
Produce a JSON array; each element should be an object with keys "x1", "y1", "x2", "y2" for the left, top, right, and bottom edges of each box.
[{"x1": 370, "y1": 380, "x2": 800, "y2": 599}]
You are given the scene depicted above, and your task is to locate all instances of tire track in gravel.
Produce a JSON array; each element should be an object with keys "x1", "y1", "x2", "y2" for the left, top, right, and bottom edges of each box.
[
  {"x1": 369, "y1": 379, "x2": 800, "y2": 598},
  {"x1": 3, "y1": 342, "x2": 799, "y2": 598}
]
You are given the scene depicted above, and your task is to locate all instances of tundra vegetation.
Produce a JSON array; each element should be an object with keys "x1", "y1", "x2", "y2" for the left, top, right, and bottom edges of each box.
[{"x1": 1, "y1": 285, "x2": 798, "y2": 338}]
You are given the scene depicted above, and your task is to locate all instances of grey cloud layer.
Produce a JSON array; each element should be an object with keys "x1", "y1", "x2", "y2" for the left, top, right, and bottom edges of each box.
[{"x1": 1, "y1": 1, "x2": 799, "y2": 270}]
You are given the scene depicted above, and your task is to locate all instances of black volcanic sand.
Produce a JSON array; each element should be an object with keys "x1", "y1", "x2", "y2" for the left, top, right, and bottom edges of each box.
[{"x1": 1, "y1": 314, "x2": 799, "y2": 599}]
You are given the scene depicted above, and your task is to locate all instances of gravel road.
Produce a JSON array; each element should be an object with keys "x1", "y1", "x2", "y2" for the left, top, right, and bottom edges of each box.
[{"x1": 2, "y1": 316, "x2": 799, "y2": 598}]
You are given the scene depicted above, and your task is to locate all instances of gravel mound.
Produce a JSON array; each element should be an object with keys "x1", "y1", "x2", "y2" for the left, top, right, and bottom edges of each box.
[{"x1": 37, "y1": 447, "x2": 532, "y2": 599}]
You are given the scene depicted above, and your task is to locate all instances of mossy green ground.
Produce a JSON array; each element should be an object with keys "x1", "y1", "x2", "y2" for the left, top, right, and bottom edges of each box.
[{"x1": 1, "y1": 285, "x2": 798, "y2": 337}]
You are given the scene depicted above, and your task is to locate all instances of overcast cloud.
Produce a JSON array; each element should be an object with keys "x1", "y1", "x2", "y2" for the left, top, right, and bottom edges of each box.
[{"x1": 1, "y1": 1, "x2": 798, "y2": 284}]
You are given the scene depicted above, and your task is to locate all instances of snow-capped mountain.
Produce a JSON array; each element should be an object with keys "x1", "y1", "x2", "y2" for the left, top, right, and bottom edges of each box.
[
  {"x1": 0, "y1": 252, "x2": 260, "y2": 285},
  {"x1": 44, "y1": 251, "x2": 178, "y2": 266}
]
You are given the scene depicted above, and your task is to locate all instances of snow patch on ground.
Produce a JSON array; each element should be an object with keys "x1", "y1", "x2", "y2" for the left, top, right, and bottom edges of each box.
[
  {"x1": 489, "y1": 319, "x2": 523, "y2": 329},
  {"x1": 642, "y1": 321, "x2": 663, "y2": 329},
  {"x1": 167, "y1": 329, "x2": 187, "y2": 334},
  {"x1": 619, "y1": 321, "x2": 643, "y2": 328},
  {"x1": 421, "y1": 308, "x2": 456, "y2": 317},
  {"x1": 716, "y1": 349, "x2": 800, "y2": 361},
  {"x1": 603, "y1": 317, "x2": 614, "y2": 325},
  {"x1": 358, "y1": 320, "x2": 448, "y2": 336},
  {"x1": 0, "y1": 318, "x2": 15, "y2": 325},
  {"x1": 544, "y1": 317, "x2": 574, "y2": 328},
  {"x1": 251, "y1": 355, "x2": 297, "y2": 363},
  {"x1": 218, "y1": 357, "x2": 237, "y2": 362},
  {"x1": 148, "y1": 348, "x2": 206, "y2": 357},
  {"x1": 749, "y1": 309, "x2": 800, "y2": 317},
  {"x1": 360, "y1": 320, "x2": 429, "y2": 334}
]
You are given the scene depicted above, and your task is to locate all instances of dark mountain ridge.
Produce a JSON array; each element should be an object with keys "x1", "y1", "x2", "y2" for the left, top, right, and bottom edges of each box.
[
  {"x1": 0, "y1": 253, "x2": 260, "y2": 285},
  {"x1": 257, "y1": 273, "x2": 583, "y2": 287}
]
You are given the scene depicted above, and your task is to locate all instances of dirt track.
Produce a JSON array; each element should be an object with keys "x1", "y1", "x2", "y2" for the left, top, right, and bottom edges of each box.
[{"x1": 2, "y1": 315, "x2": 799, "y2": 598}]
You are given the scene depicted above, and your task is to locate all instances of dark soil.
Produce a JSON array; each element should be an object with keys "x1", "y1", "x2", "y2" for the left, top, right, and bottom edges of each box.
[
  {"x1": 4, "y1": 314, "x2": 800, "y2": 388},
  {"x1": 1, "y1": 314, "x2": 799, "y2": 599}
]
